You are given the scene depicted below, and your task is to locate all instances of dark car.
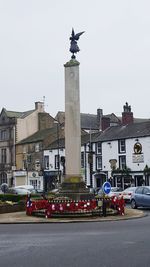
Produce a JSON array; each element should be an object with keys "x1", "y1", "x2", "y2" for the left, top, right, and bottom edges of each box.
[{"x1": 131, "y1": 186, "x2": 150, "y2": 209}]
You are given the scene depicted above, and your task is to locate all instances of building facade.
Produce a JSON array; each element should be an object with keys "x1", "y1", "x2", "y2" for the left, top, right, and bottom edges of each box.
[
  {"x1": 0, "y1": 102, "x2": 54, "y2": 187},
  {"x1": 45, "y1": 121, "x2": 150, "y2": 191}
]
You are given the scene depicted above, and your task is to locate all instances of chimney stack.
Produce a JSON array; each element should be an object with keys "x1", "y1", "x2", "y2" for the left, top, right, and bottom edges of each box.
[
  {"x1": 35, "y1": 101, "x2": 44, "y2": 112},
  {"x1": 122, "y1": 102, "x2": 133, "y2": 125},
  {"x1": 97, "y1": 108, "x2": 103, "y2": 131}
]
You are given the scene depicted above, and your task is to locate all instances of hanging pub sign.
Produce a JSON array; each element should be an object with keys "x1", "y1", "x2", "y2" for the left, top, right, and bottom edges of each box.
[
  {"x1": 134, "y1": 142, "x2": 142, "y2": 154},
  {"x1": 109, "y1": 159, "x2": 117, "y2": 169},
  {"x1": 132, "y1": 141, "x2": 144, "y2": 163},
  {"x1": 132, "y1": 154, "x2": 144, "y2": 163}
]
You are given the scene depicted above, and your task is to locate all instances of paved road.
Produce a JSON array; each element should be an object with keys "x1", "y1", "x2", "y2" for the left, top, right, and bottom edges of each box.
[{"x1": 0, "y1": 210, "x2": 150, "y2": 267}]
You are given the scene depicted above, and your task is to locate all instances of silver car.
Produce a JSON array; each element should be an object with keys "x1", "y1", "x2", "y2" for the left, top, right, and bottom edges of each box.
[
  {"x1": 121, "y1": 187, "x2": 137, "y2": 202},
  {"x1": 8, "y1": 187, "x2": 31, "y2": 195},
  {"x1": 97, "y1": 187, "x2": 123, "y2": 197}
]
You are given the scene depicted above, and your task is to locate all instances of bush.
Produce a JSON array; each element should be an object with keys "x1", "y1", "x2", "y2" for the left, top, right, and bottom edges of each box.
[{"x1": 0, "y1": 193, "x2": 27, "y2": 202}]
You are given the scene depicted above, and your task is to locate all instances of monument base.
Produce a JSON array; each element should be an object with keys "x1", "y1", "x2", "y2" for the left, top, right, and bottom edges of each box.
[{"x1": 57, "y1": 176, "x2": 94, "y2": 201}]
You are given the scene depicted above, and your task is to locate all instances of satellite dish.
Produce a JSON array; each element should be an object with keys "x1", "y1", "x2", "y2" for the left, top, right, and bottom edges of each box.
[{"x1": 1, "y1": 183, "x2": 8, "y2": 193}]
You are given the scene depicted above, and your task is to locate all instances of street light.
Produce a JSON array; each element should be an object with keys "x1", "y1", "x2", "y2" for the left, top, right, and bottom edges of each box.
[{"x1": 54, "y1": 120, "x2": 60, "y2": 183}]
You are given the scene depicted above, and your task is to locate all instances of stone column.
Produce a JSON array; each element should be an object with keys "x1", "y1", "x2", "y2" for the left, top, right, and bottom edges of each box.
[{"x1": 64, "y1": 59, "x2": 81, "y2": 179}]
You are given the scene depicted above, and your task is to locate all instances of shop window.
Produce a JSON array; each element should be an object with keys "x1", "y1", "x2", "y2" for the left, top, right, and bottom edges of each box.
[{"x1": 30, "y1": 179, "x2": 37, "y2": 189}]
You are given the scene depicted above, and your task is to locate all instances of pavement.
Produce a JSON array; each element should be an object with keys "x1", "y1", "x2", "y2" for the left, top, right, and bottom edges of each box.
[{"x1": 0, "y1": 208, "x2": 146, "y2": 224}]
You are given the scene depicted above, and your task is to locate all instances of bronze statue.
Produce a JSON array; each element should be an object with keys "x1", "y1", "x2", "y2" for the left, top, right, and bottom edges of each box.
[{"x1": 69, "y1": 28, "x2": 84, "y2": 59}]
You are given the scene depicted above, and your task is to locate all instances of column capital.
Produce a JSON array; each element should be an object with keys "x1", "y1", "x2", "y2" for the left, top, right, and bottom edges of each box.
[{"x1": 64, "y1": 59, "x2": 80, "y2": 67}]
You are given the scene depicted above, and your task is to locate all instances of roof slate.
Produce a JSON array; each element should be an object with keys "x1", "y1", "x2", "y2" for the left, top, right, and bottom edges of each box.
[
  {"x1": 95, "y1": 120, "x2": 150, "y2": 142},
  {"x1": 47, "y1": 131, "x2": 102, "y2": 150},
  {"x1": 4, "y1": 109, "x2": 34, "y2": 118},
  {"x1": 55, "y1": 111, "x2": 121, "y2": 130},
  {"x1": 18, "y1": 126, "x2": 58, "y2": 144}
]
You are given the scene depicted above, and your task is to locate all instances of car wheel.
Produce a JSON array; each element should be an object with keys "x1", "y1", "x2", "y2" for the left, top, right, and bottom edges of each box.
[{"x1": 131, "y1": 199, "x2": 137, "y2": 209}]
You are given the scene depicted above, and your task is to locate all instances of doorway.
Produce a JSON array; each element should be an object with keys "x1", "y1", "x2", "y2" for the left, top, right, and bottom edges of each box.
[{"x1": 135, "y1": 176, "x2": 144, "y2": 186}]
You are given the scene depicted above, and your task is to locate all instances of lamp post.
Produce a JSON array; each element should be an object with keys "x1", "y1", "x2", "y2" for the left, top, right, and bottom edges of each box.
[{"x1": 54, "y1": 120, "x2": 60, "y2": 183}]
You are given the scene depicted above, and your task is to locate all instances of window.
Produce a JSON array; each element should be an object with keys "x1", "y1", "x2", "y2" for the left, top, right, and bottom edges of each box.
[
  {"x1": 35, "y1": 160, "x2": 40, "y2": 170},
  {"x1": 23, "y1": 159, "x2": 27, "y2": 170},
  {"x1": 81, "y1": 152, "x2": 84, "y2": 168},
  {"x1": 118, "y1": 139, "x2": 126, "y2": 153},
  {"x1": 44, "y1": 156, "x2": 49, "y2": 169},
  {"x1": 97, "y1": 142, "x2": 102, "y2": 154},
  {"x1": 30, "y1": 180, "x2": 37, "y2": 189},
  {"x1": 1, "y1": 148, "x2": 7, "y2": 164},
  {"x1": 55, "y1": 155, "x2": 60, "y2": 169},
  {"x1": 27, "y1": 154, "x2": 32, "y2": 163},
  {"x1": 96, "y1": 156, "x2": 102, "y2": 170},
  {"x1": 1, "y1": 130, "x2": 7, "y2": 140},
  {"x1": 136, "y1": 187, "x2": 143, "y2": 194},
  {"x1": 35, "y1": 143, "x2": 40, "y2": 152},
  {"x1": 23, "y1": 145, "x2": 27, "y2": 154},
  {"x1": 119, "y1": 155, "x2": 126, "y2": 169},
  {"x1": 143, "y1": 187, "x2": 150, "y2": 195},
  {"x1": 0, "y1": 172, "x2": 7, "y2": 184}
]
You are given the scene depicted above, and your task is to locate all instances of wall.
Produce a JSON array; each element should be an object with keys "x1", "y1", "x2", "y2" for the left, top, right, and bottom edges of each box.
[
  {"x1": 101, "y1": 136, "x2": 150, "y2": 173},
  {"x1": 16, "y1": 110, "x2": 39, "y2": 142},
  {"x1": 102, "y1": 141, "x2": 119, "y2": 173},
  {"x1": 126, "y1": 137, "x2": 150, "y2": 171}
]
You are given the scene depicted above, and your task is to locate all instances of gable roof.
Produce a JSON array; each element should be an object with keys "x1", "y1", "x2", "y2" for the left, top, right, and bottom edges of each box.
[
  {"x1": 46, "y1": 131, "x2": 102, "y2": 150},
  {"x1": 95, "y1": 120, "x2": 150, "y2": 142},
  {"x1": 55, "y1": 111, "x2": 121, "y2": 130},
  {"x1": 17, "y1": 126, "x2": 58, "y2": 145},
  {"x1": 117, "y1": 116, "x2": 149, "y2": 124},
  {"x1": 2, "y1": 108, "x2": 35, "y2": 119},
  {"x1": 80, "y1": 113, "x2": 98, "y2": 130}
]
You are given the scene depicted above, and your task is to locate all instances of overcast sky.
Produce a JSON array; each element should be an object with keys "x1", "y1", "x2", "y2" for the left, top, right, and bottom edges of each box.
[{"x1": 0, "y1": 0, "x2": 150, "y2": 119}]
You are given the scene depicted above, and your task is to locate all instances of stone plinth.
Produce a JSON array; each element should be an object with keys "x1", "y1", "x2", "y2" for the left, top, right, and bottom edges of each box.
[{"x1": 58, "y1": 177, "x2": 93, "y2": 201}]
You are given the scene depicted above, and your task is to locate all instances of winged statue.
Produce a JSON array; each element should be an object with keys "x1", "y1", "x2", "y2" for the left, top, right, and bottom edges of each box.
[{"x1": 69, "y1": 28, "x2": 84, "y2": 59}]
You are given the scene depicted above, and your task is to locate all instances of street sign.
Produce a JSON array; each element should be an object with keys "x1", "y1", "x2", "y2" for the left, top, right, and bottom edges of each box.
[{"x1": 102, "y1": 182, "x2": 111, "y2": 195}]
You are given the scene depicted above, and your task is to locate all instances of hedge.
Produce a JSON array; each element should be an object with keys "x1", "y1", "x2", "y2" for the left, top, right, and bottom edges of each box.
[{"x1": 0, "y1": 193, "x2": 42, "y2": 202}]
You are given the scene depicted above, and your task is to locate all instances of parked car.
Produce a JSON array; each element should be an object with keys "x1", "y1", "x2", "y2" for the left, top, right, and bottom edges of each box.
[
  {"x1": 121, "y1": 186, "x2": 137, "y2": 202},
  {"x1": 15, "y1": 186, "x2": 44, "y2": 195},
  {"x1": 49, "y1": 188, "x2": 59, "y2": 193},
  {"x1": 33, "y1": 188, "x2": 44, "y2": 194},
  {"x1": 97, "y1": 187, "x2": 123, "y2": 198},
  {"x1": 131, "y1": 186, "x2": 150, "y2": 209},
  {"x1": 7, "y1": 187, "x2": 31, "y2": 195},
  {"x1": 15, "y1": 185, "x2": 34, "y2": 191}
]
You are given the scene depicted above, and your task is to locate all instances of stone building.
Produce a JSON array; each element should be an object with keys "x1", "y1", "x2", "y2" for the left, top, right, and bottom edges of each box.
[
  {"x1": 0, "y1": 101, "x2": 55, "y2": 187},
  {"x1": 15, "y1": 124, "x2": 65, "y2": 189}
]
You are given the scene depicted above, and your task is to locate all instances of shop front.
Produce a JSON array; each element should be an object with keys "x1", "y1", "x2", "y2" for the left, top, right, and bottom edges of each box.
[
  {"x1": 43, "y1": 170, "x2": 60, "y2": 192},
  {"x1": 28, "y1": 171, "x2": 43, "y2": 190},
  {"x1": 94, "y1": 171, "x2": 107, "y2": 189}
]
